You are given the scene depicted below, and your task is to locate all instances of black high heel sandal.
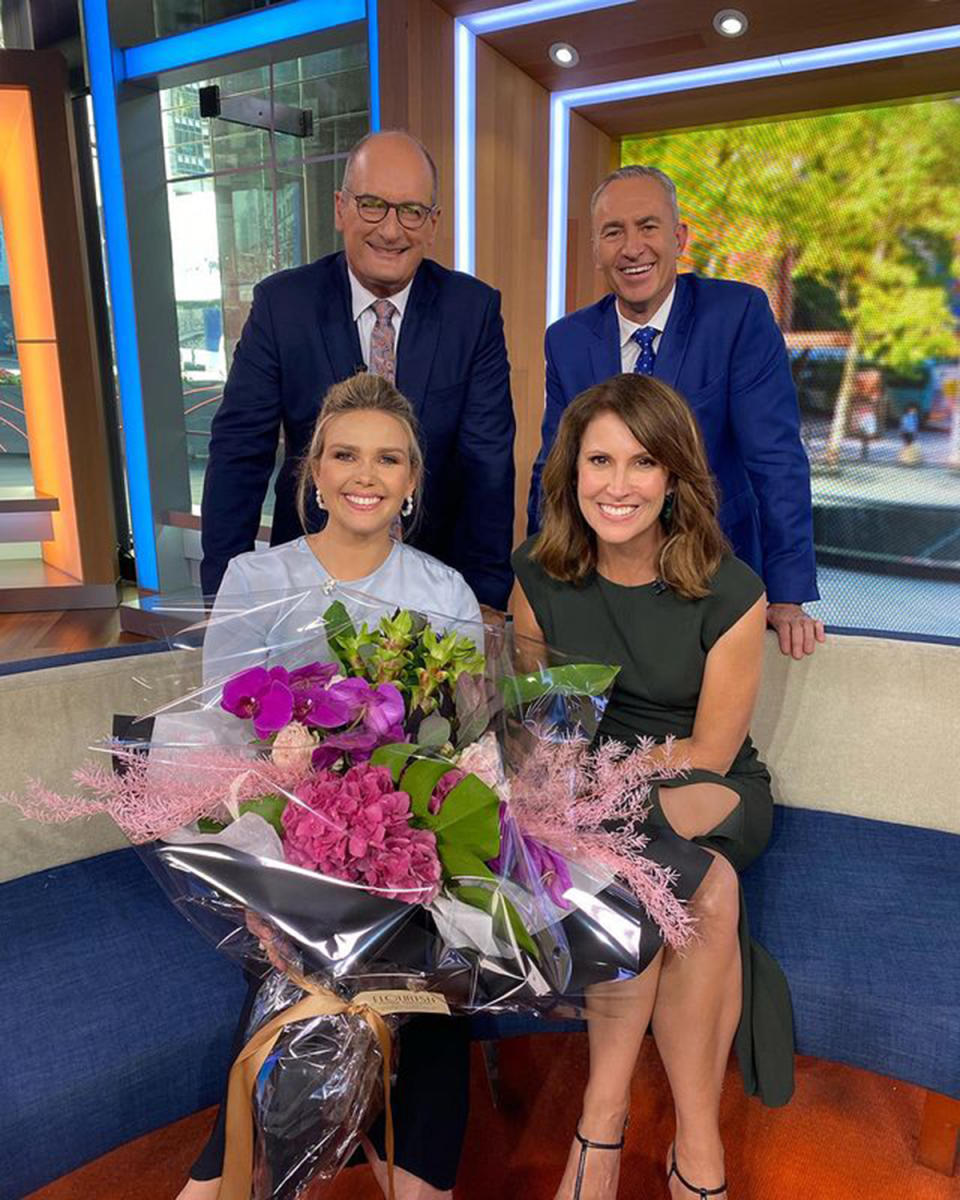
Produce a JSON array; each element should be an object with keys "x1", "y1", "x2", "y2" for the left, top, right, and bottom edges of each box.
[
  {"x1": 571, "y1": 1124, "x2": 626, "y2": 1200},
  {"x1": 667, "y1": 1145, "x2": 727, "y2": 1199}
]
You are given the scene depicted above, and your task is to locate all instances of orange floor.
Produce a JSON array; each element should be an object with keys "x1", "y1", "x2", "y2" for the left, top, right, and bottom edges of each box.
[{"x1": 27, "y1": 1037, "x2": 956, "y2": 1200}]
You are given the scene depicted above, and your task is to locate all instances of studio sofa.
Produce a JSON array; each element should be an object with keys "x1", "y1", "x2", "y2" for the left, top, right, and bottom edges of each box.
[{"x1": 1, "y1": 632, "x2": 957, "y2": 1198}]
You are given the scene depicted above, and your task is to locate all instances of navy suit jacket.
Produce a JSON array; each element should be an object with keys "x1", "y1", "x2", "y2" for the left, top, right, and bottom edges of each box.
[
  {"x1": 528, "y1": 273, "x2": 818, "y2": 604},
  {"x1": 201, "y1": 252, "x2": 516, "y2": 608}
]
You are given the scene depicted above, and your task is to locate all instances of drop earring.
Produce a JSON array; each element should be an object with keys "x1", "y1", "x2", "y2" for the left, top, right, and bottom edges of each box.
[
  {"x1": 401, "y1": 495, "x2": 414, "y2": 518},
  {"x1": 660, "y1": 491, "x2": 675, "y2": 528},
  {"x1": 315, "y1": 487, "x2": 325, "y2": 511}
]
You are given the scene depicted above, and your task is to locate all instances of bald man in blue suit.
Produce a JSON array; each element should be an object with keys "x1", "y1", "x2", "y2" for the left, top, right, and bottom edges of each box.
[
  {"x1": 201, "y1": 131, "x2": 515, "y2": 612},
  {"x1": 528, "y1": 165, "x2": 824, "y2": 658}
]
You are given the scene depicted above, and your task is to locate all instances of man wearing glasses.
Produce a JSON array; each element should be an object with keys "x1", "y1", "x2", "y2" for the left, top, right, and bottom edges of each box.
[{"x1": 200, "y1": 130, "x2": 515, "y2": 610}]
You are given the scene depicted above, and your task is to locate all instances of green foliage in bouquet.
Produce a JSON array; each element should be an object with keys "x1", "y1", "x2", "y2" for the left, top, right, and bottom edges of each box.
[
  {"x1": 324, "y1": 602, "x2": 486, "y2": 716},
  {"x1": 371, "y1": 742, "x2": 538, "y2": 958}
]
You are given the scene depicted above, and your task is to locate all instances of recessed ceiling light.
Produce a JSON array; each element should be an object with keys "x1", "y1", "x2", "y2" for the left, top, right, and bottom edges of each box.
[
  {"x1": 549, "y1": 42, "x2": 580, "y2": 67},
  {"x1": 713, "y1": 9, "x2": 748, "y2": 37}
]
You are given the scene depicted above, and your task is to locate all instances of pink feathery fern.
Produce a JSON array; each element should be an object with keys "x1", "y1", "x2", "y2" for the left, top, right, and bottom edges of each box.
[
  {"x1": 507, "y1": 732, "x2": 696, "y2": 948},
  {"x1": 3, "y1": 745, "x2": 313, "y2": 843}
]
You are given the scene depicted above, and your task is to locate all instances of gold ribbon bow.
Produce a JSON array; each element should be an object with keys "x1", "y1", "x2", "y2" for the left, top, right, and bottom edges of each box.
[{"x1": 218, "y1": 966, "x2": 397, "y2": 1200}]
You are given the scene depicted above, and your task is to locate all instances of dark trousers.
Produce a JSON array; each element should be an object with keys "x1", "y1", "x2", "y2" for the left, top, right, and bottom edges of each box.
[{"x1": 191, "y1": 974, "x2": 471, "y2": 1191}]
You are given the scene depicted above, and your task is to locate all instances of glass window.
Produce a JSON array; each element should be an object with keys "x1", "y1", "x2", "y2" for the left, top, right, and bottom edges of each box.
[
  {"x1": 622, "y1": 96, "x2": 960, "y2": 640},
  {"x1": 159, "y1": 42, "x2": 369, "y2": 516},
  {"x1": 109, "y1": 0, "x2": 284, "y2": 44},
  {"x1": 0, "y1": 214, "x2": 31, "y2": 489}
]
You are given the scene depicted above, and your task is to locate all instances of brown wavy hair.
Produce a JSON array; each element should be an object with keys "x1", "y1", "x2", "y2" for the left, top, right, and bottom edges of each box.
[
  {"x1": 296, "y1": 372, "x2": 424, "y2": 532},
  {"x1": 533, "y1": 373, "x2": 728, "y2": 598}
]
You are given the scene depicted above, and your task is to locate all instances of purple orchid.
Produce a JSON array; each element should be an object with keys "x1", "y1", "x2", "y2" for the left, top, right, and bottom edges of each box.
[
  {"x1": 312, "y1": 727, "x2": 381, "y2": 769},
  {"x1": 322, "y1": 678, "x2": 405, "y2": 735},
  {"x1": 488, "y1": 802, "x2": 573, "y2": 910},
  {"x1": 288, "y1": 662, "x2": 341, "y2": 721},
  {"x1": 221, "y1": 666, "x2": 294, "y2": 739}
]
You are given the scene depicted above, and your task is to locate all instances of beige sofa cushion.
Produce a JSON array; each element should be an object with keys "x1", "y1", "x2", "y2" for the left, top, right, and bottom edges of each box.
[
  {"x1": 1, "y1": 632, "x2": 956, "y2": 884},
  {"x1": 753, "y1": 633, "x2": 959, "y2": 834},
  {"x1": 0, "y1": 649, "x2": 200, "y2": 883}
]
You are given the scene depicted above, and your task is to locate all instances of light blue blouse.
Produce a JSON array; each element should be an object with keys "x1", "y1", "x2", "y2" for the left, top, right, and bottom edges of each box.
[{"x1": 202, "y1": 537, "x2": 483, "y2": 682}]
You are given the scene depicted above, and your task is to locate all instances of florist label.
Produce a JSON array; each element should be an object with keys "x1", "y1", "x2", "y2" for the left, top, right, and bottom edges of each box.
[{"x1": 354, "y1": 989, "x2": 451, "y2": 1016}]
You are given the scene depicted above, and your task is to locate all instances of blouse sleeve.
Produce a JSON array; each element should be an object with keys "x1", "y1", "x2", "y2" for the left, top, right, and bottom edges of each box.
[
  {"x1": 445, "y1": 573, "x2": 484, "y2": 634},
  {"x1": 700, "y1": 556, "x2": 766, "y2": 650}
]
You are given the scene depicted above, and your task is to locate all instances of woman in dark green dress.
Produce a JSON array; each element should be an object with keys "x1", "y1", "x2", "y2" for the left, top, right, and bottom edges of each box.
[{"x1": 513, "y1": 374, "x2": 793, "y2": 1200}]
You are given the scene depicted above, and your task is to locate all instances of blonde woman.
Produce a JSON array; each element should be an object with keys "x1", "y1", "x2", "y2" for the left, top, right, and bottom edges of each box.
[
  {"x1": 512, "y1": 374, "x2": 793, "y2": 1200},
  {"x1": 179, "y1": 373, "x2": 481, "y2": 1200}
]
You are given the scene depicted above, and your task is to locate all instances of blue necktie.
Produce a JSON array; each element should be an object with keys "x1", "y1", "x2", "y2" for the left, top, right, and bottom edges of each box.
[{"x1": 632, "y1": 326, "x2": 657, "y2": 376}]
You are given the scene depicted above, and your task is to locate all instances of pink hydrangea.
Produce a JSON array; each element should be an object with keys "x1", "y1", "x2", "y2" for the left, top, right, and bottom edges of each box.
[{"x1": 281, "y1": 762, "x2": 442, "y2": 904}]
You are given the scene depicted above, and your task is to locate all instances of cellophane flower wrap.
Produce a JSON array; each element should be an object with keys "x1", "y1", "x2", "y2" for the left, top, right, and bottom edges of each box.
[{"x1": 7, "y1": 583, "x2": 694, "y2": 1200}]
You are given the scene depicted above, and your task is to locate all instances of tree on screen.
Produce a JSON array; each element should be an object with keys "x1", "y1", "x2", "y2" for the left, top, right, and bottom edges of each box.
[{"x1": 624, "y1": 99, "x2": 960, "y2": 462}]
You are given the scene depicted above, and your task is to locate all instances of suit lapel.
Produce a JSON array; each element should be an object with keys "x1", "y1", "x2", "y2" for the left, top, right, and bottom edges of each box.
[
  {"x1": 653, "y1": 273, "x2": 694, "y2": 389},
  {"x1": 316, "y1": 254, "x2": 365, "y2": 380},
  {"x1": 395, "y1": 262, "x2": 440, "y2": 416},
  {"x1": 588, "y1": 295, "x2": 622, "y2": 382}
]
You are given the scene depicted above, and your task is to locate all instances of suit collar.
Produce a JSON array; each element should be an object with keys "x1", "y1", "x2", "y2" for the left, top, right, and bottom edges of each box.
[
  {"x1": 395, "y1": 261, "x2": 440, "y2": 413},
  {"x1": 588, "y1": 293, "x2": 622, "y2": 382},
  {"x1": 593, "y1": 274, "x2": 695, "y2": 386},
  {"x1": 652, "y1": 273, "x2": 695, "y2": 389},
  {"x1": 316, "y1": 253, "x2": 365, "y2": 378}
]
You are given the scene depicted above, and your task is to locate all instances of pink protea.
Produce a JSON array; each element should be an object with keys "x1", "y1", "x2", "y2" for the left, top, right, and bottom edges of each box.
[
  {"x1": 505, "y1": 732, "x2": 696, "y2": 949},
  {"x1": 282, "y1": 762, "x2": 442, "y2": 904}
]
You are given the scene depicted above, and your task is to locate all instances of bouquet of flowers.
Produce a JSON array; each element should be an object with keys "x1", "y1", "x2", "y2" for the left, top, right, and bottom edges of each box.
[{"x1": 7, "y1": 584, "x2": 693, "y2": 1200}]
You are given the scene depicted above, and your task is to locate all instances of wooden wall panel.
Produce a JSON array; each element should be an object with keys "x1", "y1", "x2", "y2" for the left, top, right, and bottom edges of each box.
[
  {"x1": 378, "y1": 0, "x2": 455, "y2": 269},
  {"x1": 475, "y1": 41, "x2": 550, "y2": 546},
  {"x1": 566, "y1": 112, "x2": 619, "y2": 314}
]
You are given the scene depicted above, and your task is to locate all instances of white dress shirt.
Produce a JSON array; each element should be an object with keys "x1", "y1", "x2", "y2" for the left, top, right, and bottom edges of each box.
[
  {"x1": 617, "y1": 285, "x2": 676, "y2": 373},
  {"x1": 347, "y1": 268, "x2": 413, "y2": 368}
]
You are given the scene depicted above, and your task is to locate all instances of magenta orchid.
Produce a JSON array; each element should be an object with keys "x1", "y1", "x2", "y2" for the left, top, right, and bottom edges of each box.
[
  {"x1": 221, "y1": 666, "x2": 294, "y2": 739},
  {"x1": 488, "y1": 802, "x2": 573, "y2": 910}
]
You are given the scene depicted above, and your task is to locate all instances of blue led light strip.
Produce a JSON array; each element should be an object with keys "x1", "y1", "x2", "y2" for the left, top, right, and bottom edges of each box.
[
  {"x1": 122, "y1": 0, "x2": 366, "y2": 80},
  {"x1": 547, "y1": 22, "x2": 960, "y2": 322},
  {"x1": 454, "y1": 0, "x2": 632, "y2": 273},
  {"x1": 367, "y1": 0, "x2": 381, "y2": 130},
  {"x1": 455, "y1": 20, "x2": 477, "y2": 274},
  {"x1": 82, "y1": 0, "x2": 159, "y2": 589}
]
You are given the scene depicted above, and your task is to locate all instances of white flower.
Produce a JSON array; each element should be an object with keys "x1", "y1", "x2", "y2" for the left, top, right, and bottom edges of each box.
[
  {"x1": 270, "y1": 721, "x2": 317, "y2": 776},
  {"x1": 458, "y1": 731, "x2": 508, "y2": 796}
]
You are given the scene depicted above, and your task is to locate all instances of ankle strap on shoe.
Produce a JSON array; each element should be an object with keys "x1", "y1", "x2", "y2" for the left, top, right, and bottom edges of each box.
[
  {"x1": 574, "y1": 1127, "x2": 626, "y2": 1152},
  {"x1": 668, "y1": 1148, "x2": 727, "y2": 1198}
]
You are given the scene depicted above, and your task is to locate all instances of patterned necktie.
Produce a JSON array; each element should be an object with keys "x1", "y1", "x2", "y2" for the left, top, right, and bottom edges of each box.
[
  {"x1": 369, "y1": 298, "x2": 397, "y2": 383},
  {"x1": 632, "y1": 326, "x2": 658, "y2": 376}
]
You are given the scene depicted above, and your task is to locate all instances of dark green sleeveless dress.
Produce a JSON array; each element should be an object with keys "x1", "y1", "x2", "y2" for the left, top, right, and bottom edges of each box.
[{"x1": 513, "y1": 539, "x2": 794, "y2": 1107}]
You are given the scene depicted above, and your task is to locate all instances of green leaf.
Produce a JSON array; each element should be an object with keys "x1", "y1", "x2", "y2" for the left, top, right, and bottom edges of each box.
[
  {"x1": 238, "y1": 793, "x2": 287, "y2": 835},
  {"x1": 197, "y1": 817, "x2": 226, "y2": 834},
  {"x1": 453, "y1": 884, "x2": 539, "y2": 960},
  {"x1": 370, "y1": 742, "x2": 419, "y2": 783},
  {"x1": 418, "y1": 712, "x2": 451, "y2": 748},
  {"x1": 437, "y1": 844, "x2": 496, "y2": 883},
  {"x1": 430, "y1": 776, "x2": 501, "y2": 859},
  {"x1": 323, "y1": 600, "x2": 357, "y2": 670},
  {"x1": 399, "y1": 757, "x2": 459, "y2": 820},
  {"x1": 499, "y1": 663, "x2": 620, "y2": 708}
]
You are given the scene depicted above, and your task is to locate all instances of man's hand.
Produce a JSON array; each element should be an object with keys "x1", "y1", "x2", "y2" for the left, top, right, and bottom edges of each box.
[{"x1": 767, "y1": 603, "x2": 826, "y2": 659}]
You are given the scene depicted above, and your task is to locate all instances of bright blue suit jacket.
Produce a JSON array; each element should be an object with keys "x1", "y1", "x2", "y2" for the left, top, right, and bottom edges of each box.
[
  {"x1": 201, "y1": 252, "x2": 516, "y2": 609},
  {"x1": 528, "y1": 273, "x2": 818, "y2": 603}
]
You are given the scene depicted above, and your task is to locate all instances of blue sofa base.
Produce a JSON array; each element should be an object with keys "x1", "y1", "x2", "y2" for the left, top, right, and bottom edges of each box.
[{"x1": 1, "y1": 806, "x2": 957, "y2": 1199}]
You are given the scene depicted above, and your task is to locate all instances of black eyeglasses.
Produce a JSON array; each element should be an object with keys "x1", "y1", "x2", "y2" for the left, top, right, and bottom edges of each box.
[{"x1": 341, "y1": 188, "x2": 436, "y2": 230}]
